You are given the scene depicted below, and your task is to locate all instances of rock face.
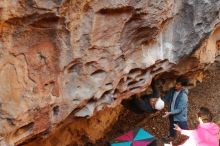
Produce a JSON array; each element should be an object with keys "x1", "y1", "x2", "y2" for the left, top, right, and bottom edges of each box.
[{"x1": 0, "y1": 0, "x2": 220, "y2": 145}]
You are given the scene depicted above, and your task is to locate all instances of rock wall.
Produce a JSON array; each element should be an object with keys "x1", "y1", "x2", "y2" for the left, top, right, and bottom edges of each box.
[{"x1": 0, "y1": 0, "x2": 220, "y2": 145}]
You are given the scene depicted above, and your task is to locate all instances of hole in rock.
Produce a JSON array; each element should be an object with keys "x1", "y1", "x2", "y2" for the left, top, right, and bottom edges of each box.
[
  {"x1": 44, "y1": 81, "x2": 55, "y2": 89},
  {"x1": 216, "y1": 40, "x2": 220, "y2": 50},
  {"x1": 98, "y1": 6, "x2": 133, "y2": 14},
  {"x1": 105, "y1": 83, "x2": 113, "y2": 86},
  {"x1": 14, "y1": 122, "x2": 34, "y2": 136},
  {"x1": 30, "y1": 16, "x2": 61, "y2": 29},
  {"x1": 118, "y1": 78, "x2": 125, "y2": 86},
  {"x1": 88, "y1": 97, "x2": 97, "y2": 103},
  {"x1": 113, "y1": 89, "x2": 119, "y2": 99},
  {"x1": 121, "y1": 91, "x2": 148, "y2": 115},
  {"x1": 128, "y1": 68, "x2": 142, "y2": 74},
  {"x1": 90, "y1": 69, "x2": 106, "y2": 78},
  {"x1": 68, "y1": 63, "x2": 83, "y2": 74},
  {"x1": 7, "y1": 118, "x2": 15, "y2": 126},
  {"x1": 127, "y1": 80, "x2": 138, "y2": 86},
  {"x1": 53, "y1": 105, "x2": 59, "y2": 116},
  {"x1": 100, "y1": 90, "x2": 112, "y2": 99},
  {"x1": 130, "y1": 86, "x2": 140, "y2": 91},
  {"x1": 196, "y1": 22, "x2": 203, "y2": 26},
  {"x1": 85, "y1": 61, "x2": 97, "y2": 66},
  {"x1": 151, "y1": 67, "x2": 163, "y2": 74},
  {"x1": 52, "y1": 0, "x2": 62, "y2": 5}
]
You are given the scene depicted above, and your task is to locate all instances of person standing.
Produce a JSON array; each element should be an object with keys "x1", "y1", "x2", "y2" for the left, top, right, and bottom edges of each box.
[
  {"x1": 174, "y1": 107, "x2": 219, "y2": 146},
  {"x1": 162, "y1": 77, "x2": 189, "y2": 139}
]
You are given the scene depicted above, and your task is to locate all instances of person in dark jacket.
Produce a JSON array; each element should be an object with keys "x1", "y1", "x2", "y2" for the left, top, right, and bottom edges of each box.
[
  {"x1": 134, "y1": 79, "x2": 161, "y2": 113},
  {"x1": 162, "y1": 77, "x2": 189, "y2": 139}
]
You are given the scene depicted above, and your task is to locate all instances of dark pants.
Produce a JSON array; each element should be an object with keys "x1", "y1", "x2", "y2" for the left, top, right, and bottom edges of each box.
[
  {"x1": 169, "y1": 115, "x2": 188, "y2": 137},
  {"x1": 149, "y1": 139, "x2": 157, "y2": 146},
  {"x1": 151, "y1": 79, "x2": 160, "y2": 98}
]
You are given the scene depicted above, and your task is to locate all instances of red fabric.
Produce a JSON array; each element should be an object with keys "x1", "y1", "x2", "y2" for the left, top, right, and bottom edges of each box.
[
  {"x1": 132, "y1": 140, "x2": 152, "y2": 146},
  {"x1": 116, "y1": 130, "x2": 133, "y2": 141}
]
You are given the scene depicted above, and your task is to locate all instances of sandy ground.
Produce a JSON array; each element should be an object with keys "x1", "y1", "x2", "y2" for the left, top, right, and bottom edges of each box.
[{"x1": 94, "y1": 64, "x2": 220, "y2": 146}]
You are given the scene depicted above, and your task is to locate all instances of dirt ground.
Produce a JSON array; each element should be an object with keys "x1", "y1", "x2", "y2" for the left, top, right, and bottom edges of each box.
[{"x1": 94, "y1": 63, "x2": 220, "y2": 146}]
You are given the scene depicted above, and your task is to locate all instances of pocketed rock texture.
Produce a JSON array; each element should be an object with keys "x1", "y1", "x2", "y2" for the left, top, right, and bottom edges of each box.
[{"x1": 0, "y1": 0, "x2": 220, "y2": 145}]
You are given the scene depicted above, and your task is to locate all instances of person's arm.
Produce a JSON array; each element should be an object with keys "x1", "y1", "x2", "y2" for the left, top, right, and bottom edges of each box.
[
  {"x1": 161, "y1": 89, "x2": 173, "y2": 118},
  {"x1": 181, "y1": 129, "x2": 194, "y2": 137},
  {"x1": 170, "y1": 92, "x2": 188, "y2": 115},
  {"x1": 174, "y1": 124, "x2": 194, "y2": 137},
  {"x1": 163, "y1": 89, "x2": 172, "y2": 103},
  {"x1": 164, "y1": 142, "x2": 173, "y2": 146}
]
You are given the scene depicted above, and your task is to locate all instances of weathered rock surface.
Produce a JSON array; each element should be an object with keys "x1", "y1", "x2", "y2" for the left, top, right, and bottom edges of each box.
[{"x1": 0, "y1": 0, "x2": 220, "y2": 145}]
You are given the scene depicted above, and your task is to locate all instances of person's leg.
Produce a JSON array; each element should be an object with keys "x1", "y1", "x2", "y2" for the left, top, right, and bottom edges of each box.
[
  {"x1": 177, "y1": 121, "x2": 188, "y2": 130},
  {"x1": 151, "y1": 79, "x2": 160, "y2": 98},
  {"x1": 161, "y1": 116, "x2": 176, "y2": 143},
  {"x1": 149, "y1": 139, "x2": 157, "y2": 146},
  {"x1": 169, "y1": 115, "x2": 177, "y2": 137}
]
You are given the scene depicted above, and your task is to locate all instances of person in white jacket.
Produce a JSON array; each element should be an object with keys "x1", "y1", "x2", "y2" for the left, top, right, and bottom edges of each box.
[{"x1": 166, "y1": 107, "x2": 219, "y2": 146}]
